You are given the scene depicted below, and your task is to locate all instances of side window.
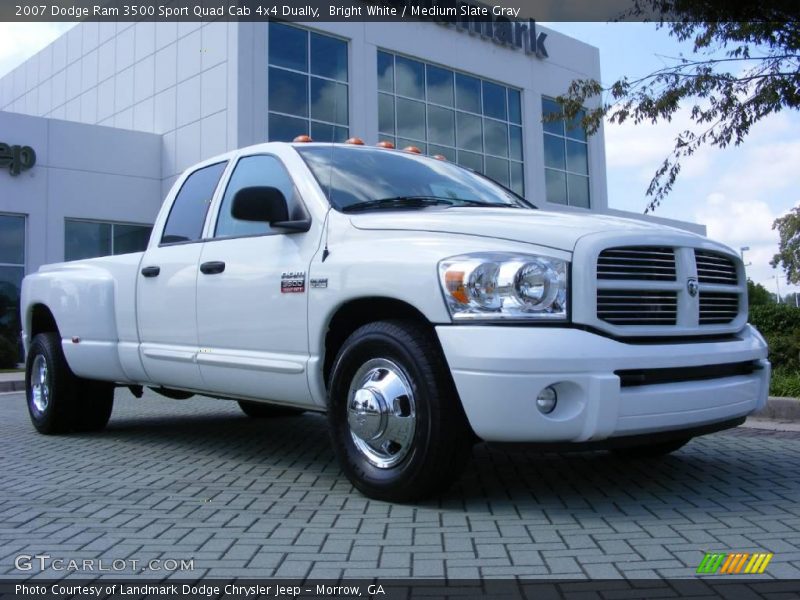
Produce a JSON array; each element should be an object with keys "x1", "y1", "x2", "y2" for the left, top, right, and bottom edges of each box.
[
  {"x1": 214, "y1": 155, "x2": 302, "y2": 238},
  {"x1": 161, "y1": 162, "x2": 227, "y2": 244}
]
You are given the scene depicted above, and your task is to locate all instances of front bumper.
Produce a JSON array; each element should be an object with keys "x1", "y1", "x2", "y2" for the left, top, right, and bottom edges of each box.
[{"x1": 436, "y1": 324, "x2": 770, "y2": 443}]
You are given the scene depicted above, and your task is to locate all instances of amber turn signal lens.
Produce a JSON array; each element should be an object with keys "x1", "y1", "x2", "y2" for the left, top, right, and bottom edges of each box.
[
  {"x1": 293, "y1": 135, "x2": 313, "y2": 143},
  {"x1": 444, "y1": 271, "x2": 469, "y2": 304}
]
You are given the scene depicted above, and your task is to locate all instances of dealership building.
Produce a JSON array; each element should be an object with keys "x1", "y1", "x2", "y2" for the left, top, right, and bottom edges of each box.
[{"x1": 0, "y1": 19, "x2": 702, "y2": 342}]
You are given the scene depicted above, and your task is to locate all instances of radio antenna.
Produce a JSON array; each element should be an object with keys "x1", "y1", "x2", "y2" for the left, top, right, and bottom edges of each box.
[{"x1": 321, "y1": 89, "x2": 338, "y2": 263}]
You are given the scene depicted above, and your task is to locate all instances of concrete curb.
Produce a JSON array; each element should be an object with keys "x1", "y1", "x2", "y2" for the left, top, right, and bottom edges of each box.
[{"x1": 0, "y1": 378, "x2": 24, "y2": 392}]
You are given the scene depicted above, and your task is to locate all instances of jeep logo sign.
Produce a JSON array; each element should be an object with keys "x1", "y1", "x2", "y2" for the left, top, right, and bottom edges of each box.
[{"x1": 0, "y1": 143, "x2": 36, "y2": 175}]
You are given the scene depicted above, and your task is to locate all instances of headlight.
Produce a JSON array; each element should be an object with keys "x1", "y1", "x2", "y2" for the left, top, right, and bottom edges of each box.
[{"x1": 439, "y1": 252, "x2": 568, "y2": 321}]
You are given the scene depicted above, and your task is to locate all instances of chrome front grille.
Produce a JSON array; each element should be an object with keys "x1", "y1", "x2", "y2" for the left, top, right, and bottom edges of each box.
[
  {"x1": 597, "y1": 247, "x2": 676, "y2": 281},
  {"x1": 594, "y1": 245, "x2": 744, "y2": 332},
  {"x1": 695, "y1": 250, "x2": 738, "y2": 285},
  {"x1": 699, "y1": 292, "x2": 739, "y2": 325},
  {"x1": 597, "y1": 290, "x2": 677, "y2": 325}
]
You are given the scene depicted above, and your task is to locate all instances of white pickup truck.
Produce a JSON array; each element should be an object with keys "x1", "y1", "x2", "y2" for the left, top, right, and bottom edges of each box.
[{"x1": 21, "y1": 141, "x2": 770, "y2": 502}]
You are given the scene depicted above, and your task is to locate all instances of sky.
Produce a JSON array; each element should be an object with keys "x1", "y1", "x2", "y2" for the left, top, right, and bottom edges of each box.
[{"x1": 0, "y1": 21, "x2": 797, "y2": 296}]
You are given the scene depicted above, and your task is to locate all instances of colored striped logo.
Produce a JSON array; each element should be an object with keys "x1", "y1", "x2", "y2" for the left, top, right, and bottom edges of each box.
[{"x1": 697, "y1": 552, "x2": 773, "y2": 574}]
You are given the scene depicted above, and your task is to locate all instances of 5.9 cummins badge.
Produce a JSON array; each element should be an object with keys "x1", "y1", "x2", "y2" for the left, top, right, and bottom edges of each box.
[{"x1": 281, "y1": 272, "x2": 305, "y2": 294}]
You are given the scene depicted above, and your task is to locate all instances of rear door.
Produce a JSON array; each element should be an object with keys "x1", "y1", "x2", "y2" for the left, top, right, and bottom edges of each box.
[
  {"x1": 136, "y1": 161, "x2": 227, "y2": 390},
  {"x1": 194, "y1": 153, "x2": 321, "y2": 406}
]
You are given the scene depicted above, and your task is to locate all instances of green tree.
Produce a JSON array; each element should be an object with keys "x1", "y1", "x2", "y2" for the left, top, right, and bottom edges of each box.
[
  {"x1": 772, "y1": 206, "x2": 800, "y2": 284},
  {"x1": 554, "y1": 1, "x2": 800, "y2": 212},
  {"x1": 747, "y1": 279, "x2": 774, "y2": 307}
]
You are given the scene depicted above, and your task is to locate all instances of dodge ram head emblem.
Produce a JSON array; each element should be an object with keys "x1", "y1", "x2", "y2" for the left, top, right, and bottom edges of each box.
[{"x1": 687, "y1": 277, "x2": 699, "y2": 298}]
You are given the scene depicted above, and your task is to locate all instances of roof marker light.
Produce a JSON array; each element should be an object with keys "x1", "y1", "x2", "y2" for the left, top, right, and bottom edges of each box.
[
  {"x1": 346, "y1": 137, "x2": 365, "y2": 145},
  {"x1": 433, "y1": 154, "x2": 447, "y2": 161},
  {"x1": 377, "y1": 141, "x2": 395, "y2": 149},
  {"x1": 293, "y1": 135, "x2": 313, "y2": 143},
  {"x1": 404, "y1": 146, "x2": 422, "y2": 154}
]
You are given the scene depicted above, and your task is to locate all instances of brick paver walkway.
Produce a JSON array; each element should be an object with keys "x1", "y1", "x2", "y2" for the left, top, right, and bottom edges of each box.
[{"x1": 1, "y1": 389, "x2": 799, "y2": 579}]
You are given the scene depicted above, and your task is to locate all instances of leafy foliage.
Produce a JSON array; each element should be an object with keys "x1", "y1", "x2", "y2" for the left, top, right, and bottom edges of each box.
[
  {"x1": 747, "y1": 279, "x2": 774, "y2": 307},
  {"x1": 554, "y1": 1, "x2": 800, "y2": 212},
  {"x1": 772, "y1": 206, "x2": 800, "y2": 284},
  {"x1": 750, "y1": 304, "x2": 800, "y2": 395}
]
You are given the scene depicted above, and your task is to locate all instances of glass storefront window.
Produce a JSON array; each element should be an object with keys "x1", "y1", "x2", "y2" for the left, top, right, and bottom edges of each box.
[
  {"x1": 542, "y1": 97, "x2": 590, "y2": 208},
  {"x1": 0, "y1": 214, "x2": 25, "y2": 365},
  {"x1": 65, "y1": 219, "x2": 152, "y2": 261},
  {"x1": 268, "y1": 23, "x2": 349, "y2": 143},
  {"x1": 378, "y1": 51, "x2": 524, "y2": 195}
]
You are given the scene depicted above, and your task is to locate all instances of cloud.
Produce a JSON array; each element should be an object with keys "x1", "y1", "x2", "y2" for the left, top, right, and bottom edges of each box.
[{"x1": 0, "y1": 23, "x2": 75, "y2": 79}]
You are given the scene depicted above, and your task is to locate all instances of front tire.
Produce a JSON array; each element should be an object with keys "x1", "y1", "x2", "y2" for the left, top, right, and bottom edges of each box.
[
  {"x1": 26, "y1": 332, "x2": 113, "y2": 434},
  {"x1": 328, "y1": 320, "x2": 473, "y2": 503}
]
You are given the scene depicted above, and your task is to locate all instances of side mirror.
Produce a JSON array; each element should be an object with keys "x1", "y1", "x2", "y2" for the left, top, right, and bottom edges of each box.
[{"x1": 230, "y1": 186, "x2": 311, "y2": 232}]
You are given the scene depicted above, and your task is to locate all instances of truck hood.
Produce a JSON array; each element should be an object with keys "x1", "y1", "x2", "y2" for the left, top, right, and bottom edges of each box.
[{"x1": 348, "y1": 207, "x2": 701, "y2": 251}]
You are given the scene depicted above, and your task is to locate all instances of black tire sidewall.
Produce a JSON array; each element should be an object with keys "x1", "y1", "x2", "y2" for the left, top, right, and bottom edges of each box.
[
  {"x1": 329, "y1": 325, "x2": 440, "y2": 499},
  {"x1": 25, "y1": 333, "x2": 73, "y2": 434}
]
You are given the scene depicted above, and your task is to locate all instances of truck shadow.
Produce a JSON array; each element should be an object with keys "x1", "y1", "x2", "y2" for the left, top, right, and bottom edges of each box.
[{"x1": 96, "y1": 397, "x2": 797, "y2": 514}]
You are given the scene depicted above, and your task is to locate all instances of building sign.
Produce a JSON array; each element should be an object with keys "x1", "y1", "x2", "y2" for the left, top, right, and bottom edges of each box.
[
  {"x1": 0, "y1": 143, "x2": 36, "y2": 175},
  {"x1": 440, "y1": 16, "x2": 548, "y2": 59}
]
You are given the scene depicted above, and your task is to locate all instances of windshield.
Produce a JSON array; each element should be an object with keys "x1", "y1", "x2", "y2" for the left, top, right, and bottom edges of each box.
[{"x1": 296, "y1": 145, "x2": 533, "y2": 212}]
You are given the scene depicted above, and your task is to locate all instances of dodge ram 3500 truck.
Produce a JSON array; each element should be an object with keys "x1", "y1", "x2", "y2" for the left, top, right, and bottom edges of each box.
[{"x1": 21, "y1": 141, "x2": 770, "y2": 502}]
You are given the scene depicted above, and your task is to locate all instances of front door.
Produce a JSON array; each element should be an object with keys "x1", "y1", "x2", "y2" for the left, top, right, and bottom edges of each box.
[{"x1": 195, "y1": 154, "x2": 320, "y2": 406}]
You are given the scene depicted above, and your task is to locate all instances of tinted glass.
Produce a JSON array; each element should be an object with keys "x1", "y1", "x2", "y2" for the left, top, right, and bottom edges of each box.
[
  {"x1": 457, "y1": 150, "x2": 483, "y2": 173},
  {"x1": 65, "y1": 220, "x2": 111, "y2": 260},
  {"x1": 0, "y1": 215, "x2": 25, "y2": 265},
  {"x1": 509, "y1": 126, "x2": 523, "y2": 161},
  {"x1": 297, "y1": 146, "x2": 526, "y2": 211},
  {"x1": 482, "y1": 81, "x2": 506, "y2": 120},
  {"x1": 510, "y1": 161, "x2": 524, "y2": 195},
  {"x1": 543, "y1": 134, "x2": 565, "y2": 169},
  {"x1": 485, "y1": 156, "x2": 509, "y2": 187},
  {"x1": 545, "y1": 169, "x2": 567, "y2": 205},
  {"x1": 378, "y1": 93, "x2": 395, "y2": 135},
  {"x1": 426, "y1": 65, "x2": 454, "y2": 106},
  {"x1": 566, "y1": 108, "x2": 587, "y2": 141},
  {"x1": 161, "y1": 162, "x2": 226, "y2": 244},
  {"x1": 0, "y1": 265, "x2": 24, "y2": 331},
  {"x1": 508, "y1": 89, "x2": 522, "y2": 124},
  {"x1": 269, "y1": 67, "x2": 308, "y2": 117},
  {"x1": 427, "y1": 105, "x2": 455, "y2": 146},
  {"x1": 568, "y1": 174, "x2": 590, "y2": 208},
  {"x1": 310, "y1": 121, "x2": 348, "y2": 143},
  {"x1": 455, "y1": 73, "x2": 481, "y2": 113},
  {"x1": 484, "y1": 119, "x2": 508, "y2": 157},
  {"x1": 395, "y1": 56, "x2": 424, "y2": 99},
  {"x1": 456, "y1": 112, "x2": 482, "y2": 151},
  {"x1": 377, "y1": 51, "x2": 394, "y2": 92},
  {"x1": 542, "y1": 98, "x2": 564, "y2": 135},
  {"x1": 396, "y1": 98, "x2": 426, "y2": 140},
  {"x1": 269, "y1": 113, "x2": 308, "y2": 142},
  {"x1": 113, "y1": 224, "x2": 152, "y2": 255},
  {"x1": 566, "y1": 139, "x2": 589, "y2": 175},
  {"x1": 310, "y1": 78, "x2": 348, "y2": 124},
  {"x1": 215, "y1": 155, "x2": 299, "y2": 238},
  {"x1": 268, "y1": 23, "x2": 307, "y2": 72},
  {"x1": 310, "y1": 32, "x2": 347, "y2": 81}
]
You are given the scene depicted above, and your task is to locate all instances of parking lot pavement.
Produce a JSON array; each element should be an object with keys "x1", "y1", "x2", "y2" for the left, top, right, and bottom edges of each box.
[{"x1": 1, "y1": 388, "x2": 800, "y2": 580}]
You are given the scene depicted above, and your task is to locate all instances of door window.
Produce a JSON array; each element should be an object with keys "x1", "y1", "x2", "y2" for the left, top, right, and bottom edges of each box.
[
  {"x1": 214, "y1": 155, "x2": 301, "y2": 238},
  {"x1": 161, "y1": 162, "x2": 227, "y2": 244}
]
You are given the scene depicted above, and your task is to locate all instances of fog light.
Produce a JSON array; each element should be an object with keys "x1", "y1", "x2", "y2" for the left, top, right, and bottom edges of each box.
[{"x1": 536, "y1": 386, "x2": 557, "y2": 414}]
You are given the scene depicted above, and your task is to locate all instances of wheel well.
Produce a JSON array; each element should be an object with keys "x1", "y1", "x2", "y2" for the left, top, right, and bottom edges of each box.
[
  {"x1": 30, "y1": 304, "x2": 59, "y2": 338},
  {"x1": 323, "y1": 298, "x2": 434, "y2": 388}
]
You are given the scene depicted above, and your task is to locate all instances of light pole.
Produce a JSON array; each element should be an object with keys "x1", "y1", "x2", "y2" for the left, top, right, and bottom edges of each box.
[{"x1": 740, "y1": 246, "x2": 752, "y2": 267}]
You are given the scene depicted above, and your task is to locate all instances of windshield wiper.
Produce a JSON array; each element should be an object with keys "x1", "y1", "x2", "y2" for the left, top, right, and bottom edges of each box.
[{"x1": 341, "y1": 196, "x2": 456, "y2": 213}]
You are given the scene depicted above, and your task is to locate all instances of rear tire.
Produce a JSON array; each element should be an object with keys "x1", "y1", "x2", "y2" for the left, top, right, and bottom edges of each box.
[
  {"x1": 238, "y1": 401, "x2": 304, "y2": 418},
  {"x1": 611, "y1": 437, "x2": 691, "y2": 458},
  {"x1": 26, "y1": 332, "x2": 114, "y2": 434},
  {"x1": 328, "y1": 319, "x2": 473, "y2": 503}
]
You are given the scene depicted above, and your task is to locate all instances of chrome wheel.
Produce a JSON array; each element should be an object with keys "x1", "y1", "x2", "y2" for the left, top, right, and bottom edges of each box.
[
  {"x1": 346, "y1": 358, "x2": 417, "y2": 469},
  {"x1": 30, "y1": 354, "x2": 49, "y2": 416}
]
